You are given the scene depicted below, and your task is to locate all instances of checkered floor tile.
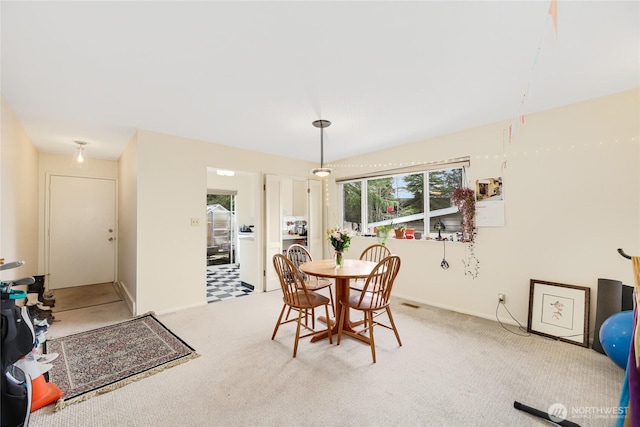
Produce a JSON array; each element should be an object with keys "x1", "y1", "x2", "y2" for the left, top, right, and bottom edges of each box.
[{"x1": 206, "y1": 264, "x2": 253, "y2": 303}]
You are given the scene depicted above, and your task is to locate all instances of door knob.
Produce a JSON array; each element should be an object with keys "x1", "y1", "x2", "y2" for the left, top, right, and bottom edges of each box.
[
  {"x1": 109, "y1": 237, "x2": 115, "y2": 241},
  {"x1": 108, "y1": 229, "x2": 113, "y2": 233}
]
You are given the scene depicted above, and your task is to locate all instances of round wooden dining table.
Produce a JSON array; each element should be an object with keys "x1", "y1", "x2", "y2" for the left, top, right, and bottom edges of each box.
[{"x1": 299, "y1": 258, "x2": 378, "y2": 344}]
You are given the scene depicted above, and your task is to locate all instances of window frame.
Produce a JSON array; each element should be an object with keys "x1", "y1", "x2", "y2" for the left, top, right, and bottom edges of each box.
[{"x1": 338, "y1": 162, "x2": 468, "y2": 239}]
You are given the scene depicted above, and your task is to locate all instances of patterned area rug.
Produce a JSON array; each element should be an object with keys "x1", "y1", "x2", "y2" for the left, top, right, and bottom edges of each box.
[{"x1": 45, "y1": 313, "x2": 198, "y2": 410}]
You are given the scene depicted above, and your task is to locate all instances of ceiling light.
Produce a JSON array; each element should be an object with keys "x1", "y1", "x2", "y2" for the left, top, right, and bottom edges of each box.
[
  {"x1": 311, "y1": 119, "x2": 332, "y2": 177},
  {"x1": 312, "y1": 168, "x2": 331, "y2": 178},
  {"x1": 74, "y1": 141, "x2": 88, "y2": 163},
  {"x1": 216, "y1": 169, "x2": 235, "y2": 176}
]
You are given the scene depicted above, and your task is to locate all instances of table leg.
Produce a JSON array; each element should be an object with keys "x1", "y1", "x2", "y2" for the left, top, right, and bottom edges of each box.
[{"x1": 311, "y1": 277, "x2": 370, "y2": 345}]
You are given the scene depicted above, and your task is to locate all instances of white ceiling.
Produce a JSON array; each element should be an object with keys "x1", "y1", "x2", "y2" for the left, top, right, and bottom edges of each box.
[{"x1": 1, "y1": 1, "x2": 638, "y2": 163}]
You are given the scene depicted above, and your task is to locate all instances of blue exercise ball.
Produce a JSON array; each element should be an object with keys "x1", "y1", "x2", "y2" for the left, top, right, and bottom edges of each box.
[{"x1": 599, "y1": 310, "x2": 634, "y2": 369}]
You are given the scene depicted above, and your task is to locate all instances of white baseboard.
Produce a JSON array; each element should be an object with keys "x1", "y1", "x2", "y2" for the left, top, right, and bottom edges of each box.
[
  {"x1": 153, "y1": 301, "x2": 208, "y2": 316},
  {"x1": 392, "y1": 292, "x2": 521, "y2": 327},
  {"x1": 116, "y1": 281, "x2": 135, "y2": 315},
  {"x1": 115, "y1": 282, "x2": 207, "y2": 316}
]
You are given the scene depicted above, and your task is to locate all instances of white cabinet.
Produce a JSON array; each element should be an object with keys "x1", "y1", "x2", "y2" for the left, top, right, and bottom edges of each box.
[
  {"x1": 280, "y1": 178, "x2": 307, "y2": 216},
  {"x1": 306, "y1": 179, "x2": 322, "y2": 259},
  {"x1": 292, "y1": 180, "x2": 307, "y2": 216},
  {"x1": 281, "y1": 178, "x2": 293, "y2": 215},
  {"x1": 264, "y1": 175, "x2": 322, "y2": 292}
]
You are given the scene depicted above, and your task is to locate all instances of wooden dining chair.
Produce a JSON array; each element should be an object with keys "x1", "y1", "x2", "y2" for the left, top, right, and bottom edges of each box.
[
  {"x1": 350, "y1": 244, "x2": 391, "y2": 292},
  {"x1": 337, "y1": 255, "x2": 402, "y2": 363},
  {"x1": 286, "y1": 244, "x2": 335, "y2": 317},
  {"x1": 272, "y1": 254, "x2": 332, "y2": 357}
]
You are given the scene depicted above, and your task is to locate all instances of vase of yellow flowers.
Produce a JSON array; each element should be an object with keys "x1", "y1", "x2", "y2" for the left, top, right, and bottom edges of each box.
[{"x1": 327, "y1": 226, "x2": 353, "y2": 268}]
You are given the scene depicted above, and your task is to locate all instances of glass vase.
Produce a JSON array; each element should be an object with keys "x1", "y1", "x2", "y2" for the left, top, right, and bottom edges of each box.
[{"x1": 335, "y1": 251, "x2": 344, "y2": 268}]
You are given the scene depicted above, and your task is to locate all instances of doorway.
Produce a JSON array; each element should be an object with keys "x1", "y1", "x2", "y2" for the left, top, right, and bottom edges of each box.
[
  {"x1": 206, "y1": 193, "x2": 236, "y2": 266},
  {"x1": 206, "y1": 192, "x2": 253, "y2": 303}
]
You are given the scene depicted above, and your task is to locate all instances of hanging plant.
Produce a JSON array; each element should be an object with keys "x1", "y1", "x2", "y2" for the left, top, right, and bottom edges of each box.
[
  {"x1": 462, "y1": 241, "x2": 480, "y2": 279},
  {"x1": 451, "y1": 187, "x2": 480, "y2": 279},
  {"x1": 450, "y1": 187, "x2": 476, "y2": 243}
]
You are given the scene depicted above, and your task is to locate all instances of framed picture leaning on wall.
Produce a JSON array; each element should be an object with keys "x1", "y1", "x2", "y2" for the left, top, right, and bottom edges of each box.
[{"x1": 527, "y1": 279, "x2": 591, "y2": 348}]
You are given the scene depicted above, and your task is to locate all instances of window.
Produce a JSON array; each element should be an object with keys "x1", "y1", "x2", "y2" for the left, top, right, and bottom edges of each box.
[
  {"x1": 207, "y1": 193, "x2": 236, "y2": 265},
  {"x1": 340, "y1": 166, "x2": 464, "y2": 238},
  {"x1": 343, "y1": 181, "x2": 362, "y2": 230}
]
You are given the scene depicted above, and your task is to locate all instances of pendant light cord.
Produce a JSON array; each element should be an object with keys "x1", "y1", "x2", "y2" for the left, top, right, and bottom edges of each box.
[{"x1": 319, "y1": 123, "x2": 325, "y2": 168}]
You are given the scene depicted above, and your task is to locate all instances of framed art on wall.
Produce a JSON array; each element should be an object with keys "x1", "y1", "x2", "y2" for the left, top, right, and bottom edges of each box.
[{"x1": 527, "y1": 279, "x2": 590, "y2": 347}]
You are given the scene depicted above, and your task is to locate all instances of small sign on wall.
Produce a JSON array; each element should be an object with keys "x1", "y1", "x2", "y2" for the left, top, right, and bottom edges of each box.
[{"x1": 475, "y1": 177, "x2": 505, "y2": 227}]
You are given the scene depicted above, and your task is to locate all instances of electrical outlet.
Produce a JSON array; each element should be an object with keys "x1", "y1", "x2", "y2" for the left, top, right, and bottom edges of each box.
[
  {"x1": 498, "y1": 293, "x2": 506, "y2": 303},
  {"x1": 190, "y1": 217, "x2": 200, "y2": 227}
]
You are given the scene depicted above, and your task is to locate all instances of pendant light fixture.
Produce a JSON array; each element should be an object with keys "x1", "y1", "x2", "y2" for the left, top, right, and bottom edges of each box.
[
  {"x1": 311, "y1": 119, "x2": 332, "y2": 177},
  {"x1": 74, "y1": 141, "x2": 88, "y2": 163}
]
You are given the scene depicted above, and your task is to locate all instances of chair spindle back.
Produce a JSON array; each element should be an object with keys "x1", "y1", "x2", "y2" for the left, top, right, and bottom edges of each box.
[
  {"x1": 357, "y1": 255, "x2": 401, "y2": 309},
  {"x1": 359, "y1": 244, "x2": 392, "y2": 263},
  {"x1": 286, "y1": 244, "x2": 312, "y2": 281},
  {"x1": 273, "y1": 253, "x2": 314, "y2": 307}
]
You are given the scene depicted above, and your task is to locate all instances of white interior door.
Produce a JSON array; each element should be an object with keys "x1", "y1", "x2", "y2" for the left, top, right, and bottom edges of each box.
[
  {"x1": 47, "y1": 175, "x2": 117, "y2": 289},
  {"x1": 307, "y1": 179, "x2": 323, "y2": 259},
  {"x1": 264, "y1": 174, "x2": 282, "y2": 291}
]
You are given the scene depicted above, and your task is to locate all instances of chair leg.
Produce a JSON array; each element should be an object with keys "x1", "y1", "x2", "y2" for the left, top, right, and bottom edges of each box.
[
  {"x1": 367, "y1": 311, "x2": 376, "y2": 363},
  {"x1": 386, "y1": 307, "x2": 402, "y2": 346},
  {"x1": 324, "y1": 303, "x2": 332, "y2": 344},
  {"x1": 297, "y1": 308, "x2": 311, "y2": 329},
  {"x1": 311, "y1": 308, "x2": 315, "y2": 329},
  {"x1": 328, "y1": 287, "x2": 336, "y2": 316},
  {"x1": 272, "y1": 304, "x2": 287, "y2": 340},
  {"x1": 293, "y1": 308, "x2": 303, "y2": 358},
  {"x1": 337, "y1": 304, "x2": 346, "y2": 345}
]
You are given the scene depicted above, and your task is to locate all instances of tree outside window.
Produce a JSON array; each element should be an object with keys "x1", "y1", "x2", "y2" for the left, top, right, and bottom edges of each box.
[{"x1": 341, "y1": 166, "x2": 463, "y2": 237}]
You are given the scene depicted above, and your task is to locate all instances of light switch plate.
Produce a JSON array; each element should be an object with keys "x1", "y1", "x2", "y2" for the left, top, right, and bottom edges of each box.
[{"x1": 190, "y1": 218, "x2": 200, "y2": 227}]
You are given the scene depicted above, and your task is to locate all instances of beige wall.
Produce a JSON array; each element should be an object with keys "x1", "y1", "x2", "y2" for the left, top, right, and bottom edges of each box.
[
  {"x1": 117, "y1": 132, "x2": 138, "y2": 313},
  {"x1": 124, "y1": 129, "x2": 318, "y2": 315},
  {"x1": 3, "y1": 88, "x2": 638, "y2": 327},
  {"x1": 37, "y1": 153, "x2": 119, "y2": 279},
  {"x1": 332, "y1": 89, "x2": 640, "y2": 327},
  {"x1": 0, "y1": 95, "x2": 39, "y2": 280}
]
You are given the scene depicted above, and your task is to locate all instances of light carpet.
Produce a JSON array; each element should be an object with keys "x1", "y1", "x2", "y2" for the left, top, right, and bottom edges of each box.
[{"x1": 31, "y1": 291, "x2": 623, "y2": 426}]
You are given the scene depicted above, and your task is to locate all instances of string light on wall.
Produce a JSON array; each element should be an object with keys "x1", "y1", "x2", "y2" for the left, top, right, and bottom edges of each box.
[
  {"x1": 320, "y1": 135, "x2": 637, "y2": 174},
  {"x1": 324, "y1": 156, "x2": 473, "y2": 173}
]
